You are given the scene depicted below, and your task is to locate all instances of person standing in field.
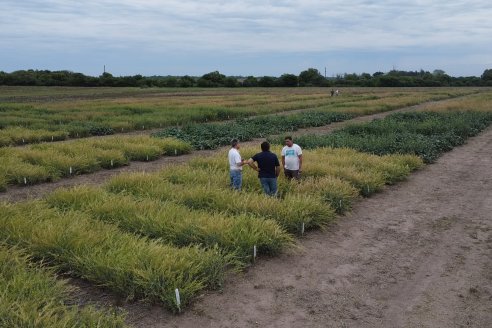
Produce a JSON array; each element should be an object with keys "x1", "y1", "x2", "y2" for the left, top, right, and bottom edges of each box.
[
  {"x1": 228, "y1": 139, "x2": 247, "y2": 191},
  {"x1": 282, "y1": 136, "x2": 302, "y2": 180},
  {"x1": 247, "y1": 141, "x2": 280, "y2": 196}
]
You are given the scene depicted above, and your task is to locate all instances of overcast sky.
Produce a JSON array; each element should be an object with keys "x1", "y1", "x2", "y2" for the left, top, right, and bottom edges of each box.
[{"x1": 1, "y1": 0, "x2": 491, "y2": 77}]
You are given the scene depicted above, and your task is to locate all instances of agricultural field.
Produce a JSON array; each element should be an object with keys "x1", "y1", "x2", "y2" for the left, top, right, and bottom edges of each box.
[
  {"x1": 0, "y1": 86, "x2": 477, "y2": 146},
  {"x1": 0, "y1": 87, "x2": 486, "y2": 192},
  {"x1": 0, "y1": 136, "x2": 191, "y2": 191},
  {"x1": 0, "y1": 146, "x2": 424, "y2": 315},
  {"x1": 0, "y1": 245, "x2": 126, "y2": 327},
  {"x1": 0, "y1": 87, "x2": 491, "y2": 326}
]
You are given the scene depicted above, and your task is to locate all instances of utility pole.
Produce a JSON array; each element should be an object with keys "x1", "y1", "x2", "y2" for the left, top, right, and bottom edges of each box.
[
  {"x1": 103, "y1": 65, "x2": 106, "y2": 74},
  {"x1": 324, "y1": 67, "x2": 327, "y2": 78}
]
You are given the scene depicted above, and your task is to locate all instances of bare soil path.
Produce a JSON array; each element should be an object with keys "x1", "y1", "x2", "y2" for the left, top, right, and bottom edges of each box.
[
  {"x1": 121, "y1": 126, "x2": 492, "y2": 328},
  {"x1": 0, "y1": 94, "x2": 481, "y2": 202}
]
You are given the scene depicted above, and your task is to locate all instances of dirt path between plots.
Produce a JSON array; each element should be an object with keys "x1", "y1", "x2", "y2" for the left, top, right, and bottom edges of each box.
[
  {"x1": 0, "y1": 94, "x2": 480, "y2": 203},
  {"x1": 117, "y1": 126, "x2": 491, "y2": 328}
]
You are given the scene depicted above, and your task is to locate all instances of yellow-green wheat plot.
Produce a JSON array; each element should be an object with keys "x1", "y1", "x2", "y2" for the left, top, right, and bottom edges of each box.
[
  {"x1": 46, "y1": 185, "x2": 294, "y2": 261},
  {"x1": 0, "y1": 244, "x2": 126, "y2": 327},
  {"x1": 0, "y1": 201, "x2": 229, "y2": 312},
  {"x1": 417, "y1": 89, "x2": 492, "y2": 113},
  {"x1": 0, "y1": 135, "x2": 191, "y2": 189},
  {"x1": 189, "y1": 145, "x2": 423, "y2": 212}
]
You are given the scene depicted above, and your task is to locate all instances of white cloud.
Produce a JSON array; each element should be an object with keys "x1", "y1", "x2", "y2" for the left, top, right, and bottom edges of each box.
[{"x1": 1, "y1": 0, "x2": 491, "y2": 75}]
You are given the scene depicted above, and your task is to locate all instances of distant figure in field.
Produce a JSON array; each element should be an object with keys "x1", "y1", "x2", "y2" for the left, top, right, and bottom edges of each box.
[
  {"x1": 228, "y1": 139, "x2": 247, "y2": 191},
  {"x1": 330, "y1": 89, "x2": 335, "y2": 97},
  {"x1": 335, "y1": 89, "x2": 339, "y2": 96},
  {"x1": 281, "y1": 136, "x2": 303, "y2": 180},
  {"x1": 247, "y1": 141, "x2": 280, "y2": 196}
]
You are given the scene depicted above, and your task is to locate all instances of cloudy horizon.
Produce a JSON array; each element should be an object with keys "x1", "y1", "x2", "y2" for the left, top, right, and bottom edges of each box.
[{"x1": 1, "y1": 0, "x2": 491, "y2": 77}]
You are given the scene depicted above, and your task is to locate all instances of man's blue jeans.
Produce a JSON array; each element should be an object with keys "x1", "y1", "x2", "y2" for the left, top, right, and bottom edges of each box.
[
  {"x1": 230, "y1": 170, "x2": 242, "y2": 191},
  {"x1": 260, "y1": 177, "x2": 277, "y2": 196}
]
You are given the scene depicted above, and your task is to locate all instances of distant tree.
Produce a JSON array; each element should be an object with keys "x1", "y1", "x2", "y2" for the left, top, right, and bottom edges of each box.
[
  {"x1": 199, "y1": 71, "x2": 226, "y2": 87},
  {"x1": 344, "y1": 73, "x2": 359, "y2": 81},
  {"x1": 242, "y1": 76, "x2": 258, "y2": 87},
  {"x1": 432, "y1": 69, "x2": 446, "y2": 76},
  {"x1": 224, "y1": 76, "x2": 239, "y2": 87},
  {"x1": 298, "y1": 68, "x2": 325, "y2": 86},
  {"x1": 481, "y1": 69, "x2": 492, "y2": 81},
  {"x1": 99, "y1": 72, "x2": 115, "y2": 86},
  {"x1": 179, "y1": 75, "x2": 195, "y2": 87},
  {"x1": 258, "y1": 76, "x2": 277, "y2": 87},
  {"x1": 373, "y1": 71, "x2": 384, "y2": 77},
  {"x1": 277, "y1": 74, "x2": 298, "y2": 87}
]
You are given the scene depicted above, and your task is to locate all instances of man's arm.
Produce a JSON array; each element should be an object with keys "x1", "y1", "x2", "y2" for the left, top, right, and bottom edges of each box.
[
  {"x1": 298, "y1": 155, "x2": 303, "y2": 172},
  {"x1": 275, "y1": 165, "x2": 280, "y2": 177},
  {"x1": 246, "y1": 158, "x2": 259, "y2": 171},
  {"x1": 281, "y1": 155, "x2": 285, "y2": 168}
]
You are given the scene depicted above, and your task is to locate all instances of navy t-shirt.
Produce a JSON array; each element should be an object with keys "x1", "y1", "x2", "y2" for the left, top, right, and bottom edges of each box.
[{"x1": 252, "y1": 151, "x2": 280, "y2": 178}]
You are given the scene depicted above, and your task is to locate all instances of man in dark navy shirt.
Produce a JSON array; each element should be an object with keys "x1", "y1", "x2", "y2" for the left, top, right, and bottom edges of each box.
[{"x1": 247, "y1": 141, "x2": 280, "y2": 196}]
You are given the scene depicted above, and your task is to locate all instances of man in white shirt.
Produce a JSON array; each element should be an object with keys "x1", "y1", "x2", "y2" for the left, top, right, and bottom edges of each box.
[
  {"x1": 281, "y1": 136, "x2": 302, "y2": 180},
  {"x1": 228, "y1": 139, "x2": 247, "y2": 190}
]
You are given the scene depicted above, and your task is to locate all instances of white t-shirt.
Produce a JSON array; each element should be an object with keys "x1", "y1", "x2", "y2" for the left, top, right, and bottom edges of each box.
[
  {"x1": 282, "y1": 144, "x2": 302, "y2": 170},
  {"x1": 228, "y1": 148, "x2": 242, "y2": 171}
]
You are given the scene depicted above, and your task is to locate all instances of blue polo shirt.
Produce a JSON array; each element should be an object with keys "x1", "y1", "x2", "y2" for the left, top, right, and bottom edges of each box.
[{"x1": 252, "y1": 151, "x2": 280, "y2": 179}]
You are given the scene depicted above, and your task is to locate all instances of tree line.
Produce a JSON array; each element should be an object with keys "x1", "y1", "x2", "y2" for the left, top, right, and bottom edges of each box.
[{"x1": 1, "y1": 68, "x2": 491, "y2": 88}]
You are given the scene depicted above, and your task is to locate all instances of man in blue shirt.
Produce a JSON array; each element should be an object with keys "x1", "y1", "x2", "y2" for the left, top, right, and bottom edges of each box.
[{"x1": 247, "y1": 141, "x2": 280, "y2": 196}]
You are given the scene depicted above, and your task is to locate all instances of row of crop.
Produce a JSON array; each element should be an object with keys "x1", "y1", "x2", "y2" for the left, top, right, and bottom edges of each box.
[
  {"x1": 271, "y1": 111, "x2": 492, "y2": 163},
  {"x1": 0, "y1": 88, "x2": 472, "y2": 146},
  {"x1": 0, "y1": 146, "x2": 423, "y2": 315},
  {"x1": 46, "y1": 186, "x2": 293, "y2": 260},
  {"x1": 0, "y1": 245, "x2": 126, "y2": 327},
  {"x1": 0, "y1": 91, "x2": 355, "y2": 145},
  {"x1": 0, "y1": 201, "x2": 230, "y2": 312},
  {"x1": 177, "y1": 146, "x2": 423, "y2": 211},
  {"x1": 0, "y1": 136, "x2": 191, "y2": 191},
  {"x1": 0, "y1": 126, "x2": 68, "y2": 147},
  {"x1": 154, "y1": 111, "x2": 353, "y2": 149}
]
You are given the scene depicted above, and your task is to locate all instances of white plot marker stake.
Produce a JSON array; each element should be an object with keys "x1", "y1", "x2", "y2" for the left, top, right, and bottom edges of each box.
[
  {"x1": 253, "y1": 245, "x2": 257, "y2": 262},
  {"x1": 24, "y1": 177, "x2": 27, "y2": 185},
  {"x1": 301, "y1": 222, "x2": 305, "y2": 236},
  {"x1": 110, "y1": 159, "x2": 114, "y2": 167},
  {"x1": 175, "y1": 288, "x2": 181, "y2": 312},
  {"x1": 174, "y1": 149, "x2": 177, "y2": 156},
  {"x1": 69, "y1": 166, "x2": 72, "y2": 175}
]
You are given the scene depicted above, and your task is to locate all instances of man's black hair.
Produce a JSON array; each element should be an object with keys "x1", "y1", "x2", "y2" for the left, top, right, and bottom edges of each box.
[
  {"x1": 231, "y1": 139, "x2": 239, "y2": 147},
  {"x1": 261, "y1": 141, "x2": 270, "y2": 152},
  {"x1": 284, "y1": 136, "x2": 293, "y2": 141}
]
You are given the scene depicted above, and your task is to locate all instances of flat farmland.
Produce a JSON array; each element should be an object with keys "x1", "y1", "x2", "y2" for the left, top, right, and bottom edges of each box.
[
  {"x1": 0, "y1": 86, "x2": 491, "y2": 327},
  {"x1": 0, "y1": 87, "x2": 478, "y2": 146}
]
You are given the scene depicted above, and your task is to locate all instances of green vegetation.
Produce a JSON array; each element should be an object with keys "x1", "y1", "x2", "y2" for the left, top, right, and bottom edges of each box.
[
  {"x1": 154, "y1": 111, "x2": 353, "y2": 149},
  {"x1": 0, "y1": 87, "x2": 476, "y2": 146},
  {"x1": 1, "y1": 68, "x2": 491, "y2": 87},
  {"x1": 0, "y1": 245, "x2": 126, "y2": 327},
  {"x1": 106, "y1": 172, "x2": 333, "y2": 234},
  {"x1": 188, "y1": 146, "x2": 423, "y2": 210},
  {"x1": 0, "y1": 136, "x2": 191, "y2": 190},
  {"x1": 0, "y1": 201, "x2": 229, "y2": 312},
  {"x1": 275, "y1": 111, "x2": 492, "y2": 163},
  {"x1": 46, "y1": 186, "x2": 293, "y2": 261}
]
